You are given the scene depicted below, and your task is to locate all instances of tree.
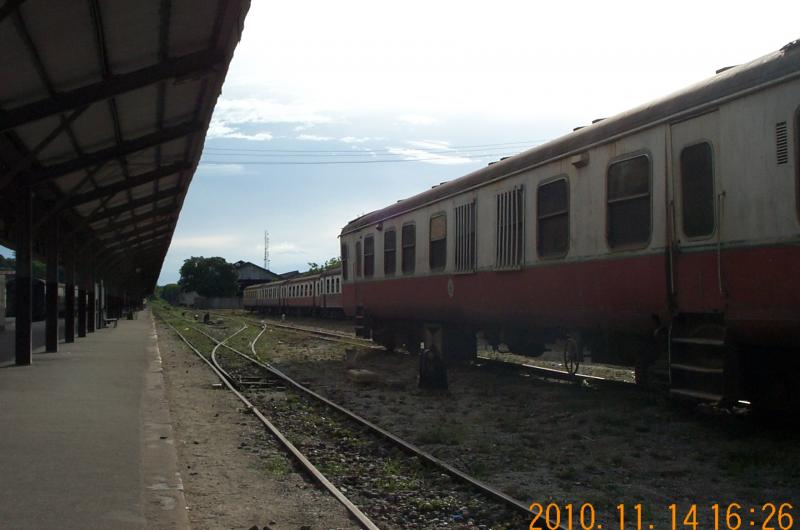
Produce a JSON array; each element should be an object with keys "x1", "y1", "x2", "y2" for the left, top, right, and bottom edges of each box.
[
  {"x1": 308, "y1": 257, "x2": 341, "y2": 273},
  {"x1": 324, "y1": 257, "x2": 342, "y2": 270},
  {"x1": 0, "y1": 255, "x2": 46, "y2": 278},
  {"x1": 159, "y1": 283, "x2": 182, "y2": 305},
  {"x1": 178, "y1": 256, "x2": 239, "y2": 297}
]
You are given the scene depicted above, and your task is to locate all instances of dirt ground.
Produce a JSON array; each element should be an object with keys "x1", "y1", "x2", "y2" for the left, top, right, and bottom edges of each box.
[
  {"x1": 155, "y1": 319, "x2": 359, "y2": 530},
  {"x1": 246, "y1": 315, "x2": 800, "y2": 530}
]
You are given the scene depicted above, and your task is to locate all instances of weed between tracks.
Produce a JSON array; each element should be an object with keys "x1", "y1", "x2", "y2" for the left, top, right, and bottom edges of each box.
[
  {"x1": 214, "y1": 346, "x2": 528, "y2": 530},
  {"x1": 157, "y1": 306, "x2": 800, "y2": 530}
]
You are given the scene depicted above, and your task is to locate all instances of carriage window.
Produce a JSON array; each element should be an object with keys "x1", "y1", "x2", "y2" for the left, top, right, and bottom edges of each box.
[
  {"x1": 680, "y1": 142, "x2": 715, "y2": 238},
  {"x1": 335, "y1": 277, "x2": 340, "y2": 292},
  {"x1": 355, "y1": 240, "x2": 362, "y2": 277},
  {"x1": 384, "y1": 229, "x2": 396, "y2": 275},
  {"x1": 607, "y1": 155, "x2": 651, "y2": 248},
  {"x1": 364, "y1": 235, "x2": 375, "y2": 277},
  {"x1": 429, "y1": 214, "x2": 447, "y2": 271},
  {"x1": 537, "y1": 179, "x2": 569, "y2": 257},
  {"x1": 454, "y1": 201, "x2": 476, "y2": 272},
  {"x1": 402, "y1": 223, "x2": 416, "y2": 274},
  {"x1": 496, "y1": 186, "x2": 524, "y2": 268}
]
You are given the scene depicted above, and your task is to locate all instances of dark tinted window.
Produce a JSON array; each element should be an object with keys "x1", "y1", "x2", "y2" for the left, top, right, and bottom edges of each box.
[
  {"x1": 680, "y1": 142, "x2": 715, "y2": 237},
  {"x1": 355, "y1": 240, "x2": 362, "y2": 277},
  {"x1": 402, "y1": 224, "x2": 415, "y2": 273},
  {"x1": 429, "y1": 214, "x2": 447, "y2": 270},
  {"x1": 363, "y1": 236, "x2": 374, "y2": 277},
  {"x1": 537, "y1": 179, "x2": 569, "y2": 257},
  {"x1": 607, "y1": 155, "x2": 651, "y2": 248},
  {"x1": 341, "y1": 243, "x2": 348, "y2": 280},
  {"x1": 384, "y1": 230, "x2": 396, "y2": 275}
]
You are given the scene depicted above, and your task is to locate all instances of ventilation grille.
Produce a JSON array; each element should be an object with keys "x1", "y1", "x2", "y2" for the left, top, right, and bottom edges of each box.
[{"x1": 776, "y1": 121, "x2": 788, "y2": 164}]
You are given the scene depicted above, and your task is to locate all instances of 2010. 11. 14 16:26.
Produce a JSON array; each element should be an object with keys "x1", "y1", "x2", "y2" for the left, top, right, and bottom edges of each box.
[{"x1": 528, "y1": 502, "x2": 796, "y2": 530}]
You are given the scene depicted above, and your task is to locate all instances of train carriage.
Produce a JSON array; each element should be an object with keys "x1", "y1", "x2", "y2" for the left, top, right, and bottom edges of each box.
[
  {"x1": 244, "y1": 268, "x2": 344, "y2": 317},
  {"x1": 318, "y1": 266, "x2": 344, "y2": 317},
  {"x1": 339, "y1": 40, "x2": 800, "y2": 410}
]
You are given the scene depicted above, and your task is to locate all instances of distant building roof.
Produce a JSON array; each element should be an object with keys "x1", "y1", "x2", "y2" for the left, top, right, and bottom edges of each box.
[
  {"x1": 233, "y1": 261, "x2": 281, "y2": 282},
  {"x1": 279, "y1": 270, "x2": 300, "y2": 279}
]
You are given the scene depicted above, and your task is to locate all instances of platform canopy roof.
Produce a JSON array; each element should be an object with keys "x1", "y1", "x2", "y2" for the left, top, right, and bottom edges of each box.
[{"x1": 0, "y1": 0, "x2": 250, "y2": 296}]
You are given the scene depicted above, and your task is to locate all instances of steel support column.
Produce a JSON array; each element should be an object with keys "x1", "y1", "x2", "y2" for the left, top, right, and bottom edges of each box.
[
  {"x1": 14, "y1": 176, "x2": 33, "y2": 365},
  {"x1": 87, "y1": 270, "x2": 95, "y2": 333},
  {"x1": 77, "y1": 285, "x2": 87, "y2": 338},
  {"x1": 45, "y1": 216, "x2": 59, "y2": 352},
  {"x1": 64, "y1": 242, "x2": 75, "y2": 343}
]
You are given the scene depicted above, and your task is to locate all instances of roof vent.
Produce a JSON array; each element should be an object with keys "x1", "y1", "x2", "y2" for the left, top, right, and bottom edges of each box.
[
  {"x1": 573, "y1": 126, "x2": 585, "y2": 132},
  {"x1": 715, "y1": 65, "x2": 738, "y2": 74},
  {"x1": 776, "y1": 121, "x2": 788, "y2": 164},
  {"x1": 591, "y1": 118, "x2": 605, "y2": 124}
]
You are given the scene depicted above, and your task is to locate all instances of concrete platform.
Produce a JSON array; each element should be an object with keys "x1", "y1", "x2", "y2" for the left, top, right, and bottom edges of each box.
[{"x1": 0, "y1": 309, "x2": 188, "y2": 529}]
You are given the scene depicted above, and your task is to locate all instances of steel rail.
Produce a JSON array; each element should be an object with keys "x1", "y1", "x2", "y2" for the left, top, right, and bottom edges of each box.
[
  {"x1": 159, "y1": 318, "x2": 380, "y2": 530},
  {"x1": 229, "y1": 313, "x2": 378, "y2": 350},
  {"x1": 191, "y1": 321, "x2": 539, "y2": 521},
  {"x1": 230, "y1": 312, "x2": 633, "y2": 387}
]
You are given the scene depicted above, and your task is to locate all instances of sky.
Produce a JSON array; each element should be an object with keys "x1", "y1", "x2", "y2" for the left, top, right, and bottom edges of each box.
[{"x1": 3, "y1": 1, "x2": 799, "y2": 284}]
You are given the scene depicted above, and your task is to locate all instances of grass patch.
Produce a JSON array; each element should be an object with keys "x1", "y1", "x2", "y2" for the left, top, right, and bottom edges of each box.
[
  {"x1": 260, "y1": 454, "x2": 292, "y2": 477},
  {"x1": 415, "y1": 423, "x2": 466, "y2": 445}
]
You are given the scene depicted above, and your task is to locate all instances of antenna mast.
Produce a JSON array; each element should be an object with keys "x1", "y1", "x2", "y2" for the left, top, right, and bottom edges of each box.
[{"x1": 263, "y1": 230, "x2": 270, "y2": 270}]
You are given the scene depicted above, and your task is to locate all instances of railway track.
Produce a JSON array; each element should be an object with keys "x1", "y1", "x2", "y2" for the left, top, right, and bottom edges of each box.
[
  {"x1": 158, "y1": 311, "x2": 537, "y2": 529},
  {"x1": 219, "y1": 311, "x2": 635, "y2": 389}
]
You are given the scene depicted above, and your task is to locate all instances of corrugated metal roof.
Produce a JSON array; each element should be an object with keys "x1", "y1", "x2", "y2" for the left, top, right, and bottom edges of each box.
[
  {"x1": 234, "y1": 261, "x2": 281, "y2": 281},
  {"x1": 0, "y1": 0, "x2": 250, "y2": 296}
]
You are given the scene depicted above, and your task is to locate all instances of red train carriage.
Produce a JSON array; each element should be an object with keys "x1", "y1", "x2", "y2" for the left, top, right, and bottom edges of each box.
[
  {"x1": 318, "y1": 266, "x2": 344, "y2": 317},
  {"x1": 243, "y1": 268, "x2": 344, "y2": 317},
  {"x1": 339, "y1": 40, "x2": 800, "y2": 411}
]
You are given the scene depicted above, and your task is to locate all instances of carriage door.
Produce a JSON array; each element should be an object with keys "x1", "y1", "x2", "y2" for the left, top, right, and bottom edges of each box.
[
  {"x1": 668, "y1": 111, "x2": 732, "y2": 401},
  {"x1": 669, "y1": 110, "x2": 726, "y2": 313}
]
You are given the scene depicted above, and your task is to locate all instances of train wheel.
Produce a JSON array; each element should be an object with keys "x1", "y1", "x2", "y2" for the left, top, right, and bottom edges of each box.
[{"x1": 563, "y1": 337, "x2": 581, "y2": 376}]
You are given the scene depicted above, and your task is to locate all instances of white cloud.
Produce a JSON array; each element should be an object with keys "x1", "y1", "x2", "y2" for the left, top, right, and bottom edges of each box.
[
  {"x1": 213, "y1": 97, "x2": 334, "y2": 125},
  {"x1": 340, "y1": 136, "x2": 376, "y2": 144},
  {"x1": 387, "y1": 147, "x2": 471, "y2": 165},
  {"x1": 170, "y1": 235, "x2": 243, "y2": 249},
  {"x1": 208, "y1": 97, "x2": 333, "y2": 143},
  {"x1": 271, "y1": 242, "x2": 306, "y2": 255},
  {"x1": 406, "y1": 139, "x2": 450, "y2": 150},
  {"x1": 398, "y1": 114, "x2": 436, "y2": 126},
  {"x1": 197, "y1": 162, "x2": 245, "y2": 174},
  {"x1": 296, "y1": 134, "x2": 333, "y2": 141},
  {"x1": 207, "y1": 122, "x2": 273, "y2": 141}
]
